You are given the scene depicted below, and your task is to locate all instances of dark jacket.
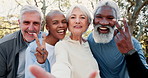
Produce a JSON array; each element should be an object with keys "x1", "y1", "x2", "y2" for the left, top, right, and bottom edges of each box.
[
  {"x1": 0, "y1": 30, "x2": 28, "y2": 78},
  {"x1": 125, "y1": 52, "x2": 148, "y2": 78}
]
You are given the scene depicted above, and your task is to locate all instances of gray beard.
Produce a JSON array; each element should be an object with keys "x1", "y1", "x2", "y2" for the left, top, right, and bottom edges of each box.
[{"x1": 92, "y1": 25, "x2": 115, "y2": 43}]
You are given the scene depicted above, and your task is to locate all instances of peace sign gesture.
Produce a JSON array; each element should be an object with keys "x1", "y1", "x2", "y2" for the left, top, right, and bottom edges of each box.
[
  {"x1": 114, "y1": 18, "x2": 134, "y2": 54},
  {"x1": 33, "y1": 33, "x2": 48, "y2": 64}
]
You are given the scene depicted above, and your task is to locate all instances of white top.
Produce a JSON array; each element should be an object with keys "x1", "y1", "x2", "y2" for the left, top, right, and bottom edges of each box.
[
  {"x1": 46, "y1": 43, "x2": 56, "y2": 67},
  {"x1": 51, "y1": 37, "x2": 100, "y2": 78}
]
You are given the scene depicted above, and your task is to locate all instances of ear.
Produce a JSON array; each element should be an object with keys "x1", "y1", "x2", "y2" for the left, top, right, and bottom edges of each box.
[
  {"x1": 46, "y1": 24, "x2": 50, "y2": 31},
  {"x1": 18, "y1": 19, "x2": 20, "y2": 24},
  {"x1": 93, "y1": 19, "x2": 95, "y2": 25},
  {"x1": 18, "y1": 19, "x2": 21, "y2": 27}
]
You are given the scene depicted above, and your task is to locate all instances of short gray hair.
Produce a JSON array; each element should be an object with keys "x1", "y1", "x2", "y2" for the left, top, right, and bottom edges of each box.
[
  {"x1": 19, "y1": 5, "x2": 42, "y2": 20},
  {"x1": 94, "y1": 0, "x2": 120, "y2": 19},
  {"x1": 66, "y1": 5, "x2": 92, "y2": 23},
  {"x1": 46, "y1": 10, "x2": 64, "y2": 24}
]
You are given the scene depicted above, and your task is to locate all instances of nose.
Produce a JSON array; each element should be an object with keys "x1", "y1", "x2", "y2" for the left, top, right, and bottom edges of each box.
[
  {"x1": 28, "y1": 23, "x2": 35, "y2": 30},
  {"x1": 99, "y1": 18, "x2": 109, "y2": 25},
  {"x1": 59, "y1": 22, "x2": 64, "y2": 28},
  {"x1": 75, "y1": 18, "x2": 80, "y2": 24}
]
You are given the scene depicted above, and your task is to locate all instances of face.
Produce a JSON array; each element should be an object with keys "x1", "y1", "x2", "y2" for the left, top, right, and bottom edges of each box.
[
  {"x1": 46, "y1": 13, "x2": 67, "y2": 40},
  {"x1": 68, "y1": 8, "x2": 90, "y2": 36},
  {"x1": 93, "y1": 6, "x2": 116, "y2": 43},
  {"x1": 19, "y1": 12, "x2": 41, "y2": 42}
]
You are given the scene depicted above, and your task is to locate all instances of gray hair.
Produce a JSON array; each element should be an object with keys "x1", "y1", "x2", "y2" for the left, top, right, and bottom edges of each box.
[
  {"x1": 46, "y1": 10, "x2": 63, "y2": 23},
  {"x1": 66, "y1": 5, "x2": 92, "y2": 23},
  {"x1": 94, "y1": 0, "x2": 120, "y2": 19},
  {"x1": 19, "y1": 5, "x2": 42, "y2": 20}
]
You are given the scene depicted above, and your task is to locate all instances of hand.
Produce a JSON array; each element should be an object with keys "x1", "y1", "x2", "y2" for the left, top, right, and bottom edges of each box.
[
  {"x1": 114, "y1": 18, "x2": 134, "y2": 54},
  {"x1": 33, "y1": 33, "x2": 48, "y2": 64},
  {"x1": 89, "y1": 71, "x2": 98, "y2": 78},
  {"x1": 30, "y1": 65, "x2": 99, "y2": 78},
  {"x1": 29, "y1": 65, "x2": 55, "y2": 78}
]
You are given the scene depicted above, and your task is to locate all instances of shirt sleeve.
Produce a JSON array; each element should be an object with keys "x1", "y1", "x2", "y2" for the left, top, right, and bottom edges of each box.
[
  {"x1": 25, "y1": 40, "x2": 50, "y2": 78},
  {"x1": 125, "y1": 52, "x2": 148, "y2": 78},
  {"x1": 132, "y1": 37, "x2": 148, "y2": 68},
  {"x1": 51, "y1": 41, "x2": 72, "y2": 78}
]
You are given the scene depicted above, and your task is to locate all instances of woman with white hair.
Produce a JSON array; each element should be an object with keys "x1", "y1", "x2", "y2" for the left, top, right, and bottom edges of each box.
[{"x1": 50, "y1": 5, "x2": 100, "y2": 78}]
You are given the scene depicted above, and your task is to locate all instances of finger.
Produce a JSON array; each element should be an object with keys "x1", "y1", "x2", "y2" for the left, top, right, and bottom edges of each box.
[
  {"x1": 42, "y1": 34, "x2": 46, "y2": 49},
  {"x1": 43, "y1": 50, "x2": 48, "y2": 60},
  {"x1": 89, "y1": 71, "x2": 98, "y2": 78},
  {"x1": 29, "y1": 65, "x2": 55, "y2": 78},
  {"x1": 36, "y1": 47, "x2": 42, "y2": 55},
  {"x1": 114, "y1": 29, "x2": 119, "y2": 36},
  {"x1": 122, "y1": 18, "x2": 130, "y2": 34},
  {"x1": 33, "y1": 33, "x2": 41, "y2": 47},
  {"x1": 115, "y1": 20, "x2": 124, "y2": 34}
]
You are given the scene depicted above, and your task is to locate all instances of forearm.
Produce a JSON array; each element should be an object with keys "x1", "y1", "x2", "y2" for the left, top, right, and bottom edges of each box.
[{"x1": 125, "y1": 52, "x2": 148, "y2": 78}]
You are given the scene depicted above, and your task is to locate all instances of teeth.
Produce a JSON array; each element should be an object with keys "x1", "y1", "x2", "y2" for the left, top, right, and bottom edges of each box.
[
  {"x1": 58, "y1": 30, "x2": 64, "y2": 33},
  {"x1": 28, "y1": 32, "x2": 34, "y2": 35},
  {"x1": 100, "y1": 27, "x2": 107, "y2": 30}
]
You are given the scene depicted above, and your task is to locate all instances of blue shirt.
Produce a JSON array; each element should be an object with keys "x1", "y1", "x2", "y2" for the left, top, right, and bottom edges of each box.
[
  {"x1": 25, "y1": 32, "x2": 50, "y2": 78},
  {"x1": 88, "y1": 33, "x2": 147, "y2": 78}
]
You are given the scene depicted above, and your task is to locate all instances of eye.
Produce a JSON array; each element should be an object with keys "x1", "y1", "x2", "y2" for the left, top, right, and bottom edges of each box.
[
  {"x1": 53, "y1": 21, "x2": 58, "y2": 25},
  {"x1": 108, "y1": 17, "x2": 114, "y2": 19},
  {"x1": 95, "y1": 15, "x2": 102, "y2": 18},
  {"x1": 70, "y1": 16, "x2": 75, "y2": 19},
  {"x1": 81, "y1": 16, "x2": 86, "y2": 19},
  {"x1": 33, "y1": 22, "x2": 40, "y2": 26},
  {"x1": 62, "y1": 21, "x2": 67, "y2": 24},
  {"x1": 23, "y1": 21, "x2": 30, "y2": 25}
]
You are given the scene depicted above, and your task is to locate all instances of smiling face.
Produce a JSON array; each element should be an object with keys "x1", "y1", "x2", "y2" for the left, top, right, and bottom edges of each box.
[
  {"x1": 19, "y1": 11, "x2": 41, "y2": 42},
  {"x1": 46, "y1": 13, "x2": 67, "y2": 40},
  {"x1": 93, "y1": 6, "x2": 116, "y2": 43},
  {"x1": 68, "y1": 7, "x2": 90, "y2": 36}
]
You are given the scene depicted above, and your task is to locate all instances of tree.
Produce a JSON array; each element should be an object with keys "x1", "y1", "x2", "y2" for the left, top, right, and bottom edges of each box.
[{"x1": 0, "y1": 0, "x2": 147, "y2": 53}]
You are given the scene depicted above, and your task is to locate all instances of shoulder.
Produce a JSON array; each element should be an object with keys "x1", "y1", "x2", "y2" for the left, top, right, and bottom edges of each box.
[
  {"x1": 87, "y1": 32, "x2": 93, "y2": 40},
  {"x1": 0, "y1": 31, "x2": 20, "y2": 44},
  {"x1": 131, "y1": 37, "x2": 140, "y2": 43}
]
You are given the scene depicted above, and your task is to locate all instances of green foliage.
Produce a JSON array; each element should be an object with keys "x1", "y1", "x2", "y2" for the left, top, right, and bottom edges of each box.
[{"x1": 0, "y1": 0, "x2": 147, "y2": 54}]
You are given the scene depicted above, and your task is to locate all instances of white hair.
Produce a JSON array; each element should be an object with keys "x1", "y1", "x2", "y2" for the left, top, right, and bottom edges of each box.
[
  {"x1": 20, "y1": 5, "x2": 42, "y2": 20},
  {"x1": 66, "y1": 4, "x2": 92, "y2": 23},
  {"x1": 92, "y1": 24, "x2": 115, "y2": 43},
  {"x1": 94, "y1": 0, "x2": 120, "y2": 19}
]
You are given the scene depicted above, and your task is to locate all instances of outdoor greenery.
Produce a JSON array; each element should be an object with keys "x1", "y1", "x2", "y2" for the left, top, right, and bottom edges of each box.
[{"x1": 0, "y1": 0, "x2": 147, "y2": 55}]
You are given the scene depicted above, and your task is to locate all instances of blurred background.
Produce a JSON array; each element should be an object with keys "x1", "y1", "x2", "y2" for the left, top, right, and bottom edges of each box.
[{"x1": 0, "y1": 0, "x2": 147, "y2": 60}]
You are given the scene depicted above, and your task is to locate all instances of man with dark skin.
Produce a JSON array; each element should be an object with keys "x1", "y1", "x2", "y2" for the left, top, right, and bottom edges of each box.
[{"x1": 28, "y1": 0, "x2": 148, "y2": 78}]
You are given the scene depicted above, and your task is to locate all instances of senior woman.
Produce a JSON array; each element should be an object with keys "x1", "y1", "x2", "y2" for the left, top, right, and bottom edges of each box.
[{"x1": 51, "y1": 5, "x2": 100, "y2": 78}]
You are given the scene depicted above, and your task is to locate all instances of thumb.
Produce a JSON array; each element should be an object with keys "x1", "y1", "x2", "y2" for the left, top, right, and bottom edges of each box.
[
  {"x1": 89, "y1": 71, "x2": 98, "y2": 78},
  {"x1": 29, "y1": 65, "x2": 55, "y2": 78}
]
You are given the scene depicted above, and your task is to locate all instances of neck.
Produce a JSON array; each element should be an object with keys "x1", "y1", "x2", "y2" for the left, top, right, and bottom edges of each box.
[
  {"x1": 45, "y1": 35, "x2": 59, "y2": 46},
  {"x1": 70, "y1": 34, "x2": 83, "y2": 43}
]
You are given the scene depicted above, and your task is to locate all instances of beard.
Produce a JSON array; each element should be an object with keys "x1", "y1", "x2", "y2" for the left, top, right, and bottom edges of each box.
[{"x1": 92, "y1": 24, "x2": 115, "y2": 43}]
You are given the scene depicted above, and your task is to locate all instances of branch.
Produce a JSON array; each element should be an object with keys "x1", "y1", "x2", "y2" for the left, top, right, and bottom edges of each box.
[
  {"x1": 58, "y1": 0, "x2": 64, "y2": 12},
  {"x1": 90, "y1": 1, "x2": 94, "y2": 9},
  {"x1": 0, "y1": 27, "x2": 19, "y2": 30},
  {"x1": 132, "y1": 0, "x2": 148, "y2": 19},
  {"x1": 131, "y1": 0, "x2": 148, "y2": 24},
  {"x1": 15, "y1": 0, "x2": 22, "y2": 6},
  {"x1": 127, "y1": 0, "x2": 135, "y2": 13},
  {"x1": 34, "y1": 0, "x2": 38, "y2": 7}
]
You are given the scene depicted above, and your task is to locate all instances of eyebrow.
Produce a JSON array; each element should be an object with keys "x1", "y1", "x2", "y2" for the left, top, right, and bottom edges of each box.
[{"x1": 71, "y1": 14, "x2": 86, "y2": 16}]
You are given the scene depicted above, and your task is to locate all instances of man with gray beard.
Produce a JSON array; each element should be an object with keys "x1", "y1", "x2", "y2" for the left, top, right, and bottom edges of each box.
[
  {"x1": 23, "y1": 0, "x2": 148, "y2": 78},
  {"x1": 87, "y1": 0, "x2": 148, "y2": 78}
]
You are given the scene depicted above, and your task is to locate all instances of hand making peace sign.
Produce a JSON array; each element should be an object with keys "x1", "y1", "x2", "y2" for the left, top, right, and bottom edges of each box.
[
  {"x1": 33, "y1": 33, "x2": 48, "y2": 64},
  {"x1": 114, "y1": 18, "x2": 134, "y2": 54}
]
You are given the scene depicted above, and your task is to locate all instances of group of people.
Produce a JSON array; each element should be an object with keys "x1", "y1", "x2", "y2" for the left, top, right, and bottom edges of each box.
[{"x1": 0, "y1": 0, "x2": 147, "y2": 78}]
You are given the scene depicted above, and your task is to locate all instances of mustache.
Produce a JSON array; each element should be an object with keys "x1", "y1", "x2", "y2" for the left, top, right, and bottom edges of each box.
[
  {"x1": 94, "y1": 24, "x2": 114, "y2": 32},
  {"x1": 24, "y1": 30, "x2": 36, "y2": 33},
  {"x1": 94, "y1": 24, "x2": 114, "y2": 29}
]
